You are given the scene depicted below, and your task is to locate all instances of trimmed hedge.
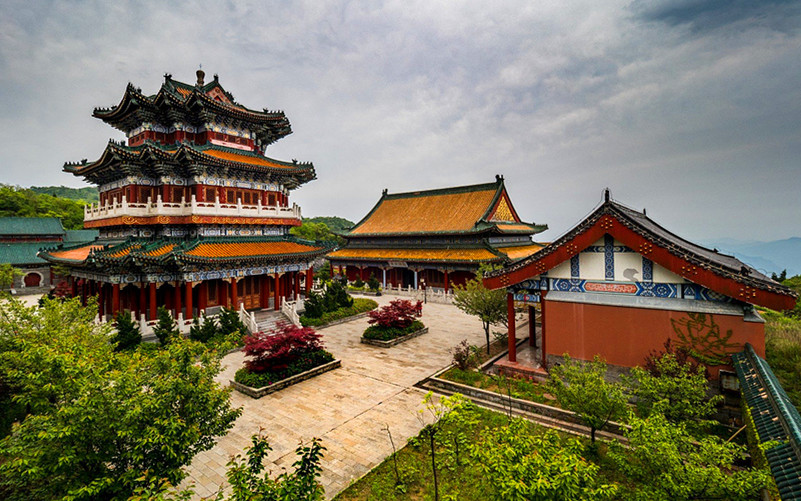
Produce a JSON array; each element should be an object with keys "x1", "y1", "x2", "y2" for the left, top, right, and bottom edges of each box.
[
  {"x1": 363, "y1": 320, "x2": 425, "y2": 341},
  {"x1": 234, "y1": 349, "x2": 335, "y2": 388},
  {"x1": 300, "y1": 298, "x2": 377, "y2": 327}
]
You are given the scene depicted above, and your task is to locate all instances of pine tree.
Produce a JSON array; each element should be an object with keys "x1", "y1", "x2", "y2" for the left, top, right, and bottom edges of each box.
[
  {"x1": 153, "y1": 306, "x2": 179, "y2": 345},
  {"x1": 112, "y1": 310, "x2": 141, "y2": 351}
]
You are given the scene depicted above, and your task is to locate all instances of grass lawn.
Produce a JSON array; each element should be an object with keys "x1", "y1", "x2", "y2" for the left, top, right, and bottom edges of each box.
[{"x1": 762, "y1": 309, "x2": 801, "y2": 408}]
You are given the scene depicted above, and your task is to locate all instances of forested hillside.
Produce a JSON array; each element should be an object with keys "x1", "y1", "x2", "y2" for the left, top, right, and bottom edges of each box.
[
  {"x1": 29, "y1": 185, "x2": 98, "y2": 203},
  {"x1": 0, "y1": 185, "x2": 87, "y2": 230}
]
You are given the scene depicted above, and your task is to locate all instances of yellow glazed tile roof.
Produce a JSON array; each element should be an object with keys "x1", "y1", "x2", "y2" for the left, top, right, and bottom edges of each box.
[
  {"x1": 496, "y1": 244, "x2": 545, "y2": 260},
  {"x1": 186, "y1": 241, "x2": 320, "y2": 259},
  {"x1": 47, "y1": 244, "x2": 104, "y2": 262},
  {"x1": 351, "y1": 188, "x2": 498, "y2": 235},
  {"x1": 203, "y1": 149, "x2": 295, "y2": 169},
  {"x1": 328, "y1": 247, "x2": 500, "y2": 262}
]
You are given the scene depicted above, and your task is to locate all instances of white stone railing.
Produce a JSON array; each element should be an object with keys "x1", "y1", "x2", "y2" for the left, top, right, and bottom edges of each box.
[
  {"x1": 84, "y1": 194, "x2": 301, "y2": 222},
  {"x1": 382, "y1": 285, "x2": 454, "y2": 304},
  {"x1": 239, "y1": 303, "x2": 258, "y2": 334},
  {"x1": 281, "y1": 297, "x2": 305, "y2": 327}
]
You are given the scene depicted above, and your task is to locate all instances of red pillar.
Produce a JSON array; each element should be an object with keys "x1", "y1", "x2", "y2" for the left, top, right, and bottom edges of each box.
[
  {"x1": 231, "y1": 279, "x2": 238, "y2": 310},
  {"x1": 185, "y1": 282, "x2": 193, "y2": 320},
  {"x1": 507, "y1": 291, "x2": 516, "y2": 363},
  {"x1": 175, "y1": 283, "x2": 182, "y2": 318},
  {"x1": 540, "y1": 292, "x2": 548, "y2": 368},
  {"x1": 528, "y1": 304, "x2": 537, "y2": 347},
  {"x1": 294, "y1": 271, "x2": 300, "y2": 299},
  {"x1": 161, "y1": 184, "x2": 169, "y2": 202},
  {"x1": 111, "y1": 284, "x2": 120, "y2": 315},
  {"x1": 149, "y1": 282, "x2": 157, "y2": 321},
  {"x1": 70, "y1": 277, "x2": 78, "y2": 297},
  {"x1": 139, "y1": 284, "x2": 147, "y2": 318},
  {"x1": 194, "y1": 184, "x2": 203, "y2": 202},
  {"x1": 443, "y1": 270, "x2": 449, "y2": 293},
  {"x1": 274, "y1": 273, "x2": 280, "y2": 310},
  {"x1": 199, "y1": 281, "x2": 208, "y2": 313},
  {"x1": 80, "y1": 279, "x2": 87, "y2": 306},
  {"x1": 306, "y1": 267, "x2": 313, "y2": 294}
]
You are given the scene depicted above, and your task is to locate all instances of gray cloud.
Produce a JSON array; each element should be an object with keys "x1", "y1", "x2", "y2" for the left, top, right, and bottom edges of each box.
[{"x1": 0, "y1": 0, "x2": 799, "y2": 244}]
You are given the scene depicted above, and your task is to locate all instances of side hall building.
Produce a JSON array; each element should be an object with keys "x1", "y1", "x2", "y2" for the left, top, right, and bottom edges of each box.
[
  {"x1": 328, "y1": 176, "x2": 547, "y2": 292},
  {"x1": 484, "y1": 190, "x2": 797, "y2": 379},
  {"x1": 40, "y1": 71, "x2": 330, "y2": 324}
]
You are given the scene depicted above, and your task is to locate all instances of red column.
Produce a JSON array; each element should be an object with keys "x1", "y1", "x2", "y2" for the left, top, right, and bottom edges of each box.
[
  {"x1": 529, "y1": 304, "x2": 537, "y2": 347},
  {"x1": 194, "y1": 184, "x2": 203, "y2": 202},
  {"x1": 444, "y1": 270, "x2": 449, "y2": 293},
  {"x1": 294, "y1": 271, "x2": 300, "y2": 299},
  {"x1": 70, "y1": 277, "x2": 78, "y2": 297},
  {"x1": 149, "y1": 282, "x2": 157, "y2": 321},
  {"x1": 175, "y1": 283, "x2": 182, "y2": 318},
  {"x1": 540, "y1": 292, "x2": 548, "y2": 369},
  {"x1": 261, "y1": 275, "x2": 270, "y2": 309},
  {"x1": 139, "y1": 284, "x2": 147, "y2": 318},
  {"x1": 185, "y1": 282, "x2": 193, "y2": 320},
  {"x1": 306, "y1": 267, "x2": 313, "y2": 294},
  {"x1": 161, "y1": 184, "x2": 169, "y2": 202},
  {"x1": 80, "y1": 279, "x2": 87, "y2": 306},
  {"x1": 230, "y1": 279, "x2": 238, "y2": 310},
  {"x1": 507, "y1": 291, "x2": 516, "y2": 363},
  {"x1": 111, "y1": 284, "x2": 120, "y2": 315},
  {"x1": 274, "y1": 273, "x2": 280, "y2": 310},
  {"x1": 199, "y1": 281, "x2": 208, "y2": 313}
]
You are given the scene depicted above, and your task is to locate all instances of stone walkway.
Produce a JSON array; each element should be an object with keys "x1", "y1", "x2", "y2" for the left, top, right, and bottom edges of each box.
[{"x1": 184, "y1": 295, "x2": 489, "y2": 499}]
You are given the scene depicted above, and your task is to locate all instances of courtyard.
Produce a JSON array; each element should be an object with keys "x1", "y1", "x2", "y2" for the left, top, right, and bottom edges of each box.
[{"x1": 184, "y1": 294, "x2": 490, "y2": 499}]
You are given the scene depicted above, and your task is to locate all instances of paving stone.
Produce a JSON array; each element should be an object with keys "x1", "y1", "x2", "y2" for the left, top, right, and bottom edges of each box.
[{"x1": 183, "y1": 295, "x2": 489, "y2": 499}]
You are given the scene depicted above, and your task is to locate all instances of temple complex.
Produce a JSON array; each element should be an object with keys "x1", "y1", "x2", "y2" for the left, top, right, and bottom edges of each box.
[
  {"x1": 328, "y1": 177, "x2": 546, "y2": 291},
  {"x1": 484, "y1": 190, "x2": 797, "y2": 380},
  {"x1": 40, "y1": 71, "x2": 329, "y2": 326}
]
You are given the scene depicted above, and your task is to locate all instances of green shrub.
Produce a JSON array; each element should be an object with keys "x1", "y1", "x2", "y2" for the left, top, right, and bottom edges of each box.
[
  {"x1": 353, "y1": 277, "x2": 365, "y2": 289},
  {"x1": 234, "y1": 349, "x2": 334, "y2": 388},
  {"x1": 363, "y1": 320, "x2": 424, "y2": 341},
  {"x1": 153, "y1": 306, "x2": 179, "y2": 345},
  {"x1": 218, "y1": 307, "x2": 247, "y2": 338},
  {"x1": 300, "y1": 298, "x2": 377, "y2": 327},
  {"x1": 112, "y1": 310, "x2": 141, "y2": 351},
  {"x1": 189, "y1": 313, "x2": 218, "y2": 343},
  {"x1": 367, "y1": 273, "x2": 381, "y2": 292}
]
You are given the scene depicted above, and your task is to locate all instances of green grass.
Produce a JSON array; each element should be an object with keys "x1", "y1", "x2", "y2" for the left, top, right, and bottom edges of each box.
[
  {"x1": 762, "y1": 309, "x2": 801, "y2": 408},
  {"x1": 439, "y1": 367, "x2": 552, "y2": 404}
]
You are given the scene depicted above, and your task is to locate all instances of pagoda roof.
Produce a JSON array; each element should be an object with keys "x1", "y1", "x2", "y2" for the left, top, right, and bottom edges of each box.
[
  {"x1": 484, "y1": 192, "x2": 797, "y2": 311},
  {"x1": 38, "y1": 236, "x2": 330, "y2": 268},
  {"x1": 92, "y1": 73, "x2": 292, "y2": 146},
  {"x1": 64, "y1": 140, "x2": 315, "y2": 188},
  {"x1": 343, "y1": 177, "x2": 547, "y2": 238},
  {"x1": 0, "y1": 217, "x2": 64, "y2": 236},
  {"x1": 328, "y1": 241, "x2": 544, "y2": 265}
]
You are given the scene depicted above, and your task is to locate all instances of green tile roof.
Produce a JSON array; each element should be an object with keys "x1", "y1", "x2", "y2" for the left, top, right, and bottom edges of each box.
[
  {"x1": 733, "y1": 344, "x2": 801, "y2": 500},
  {"x1": 0, "y1": 217, "x2": 64, "y2": 236},
  {"x1": 64, "y1": 229, "x2": 99, "y2": 243},
  {"x1": 0, "y1": 242, "x2": 57, "y2": 265}
]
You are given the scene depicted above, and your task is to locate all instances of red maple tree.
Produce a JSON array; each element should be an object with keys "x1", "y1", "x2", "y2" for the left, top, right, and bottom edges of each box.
[
  {"x1": 243, "y1": 322, "x2": 324, "y2": 373},
  {"x1": 367, "y1": 299, "x2": 421, "y2": 329}
]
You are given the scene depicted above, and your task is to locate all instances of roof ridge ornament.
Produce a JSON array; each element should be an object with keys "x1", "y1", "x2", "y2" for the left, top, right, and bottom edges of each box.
[
  {"x1": 196, "y1": 66, "x2": 205, "y2": 87},
  {"x1": 604, "y1": 187, "x2": 611, "y2": 203}
]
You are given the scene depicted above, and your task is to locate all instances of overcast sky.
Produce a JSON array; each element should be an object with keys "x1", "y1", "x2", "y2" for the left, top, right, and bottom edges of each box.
[{"x1": 1, "y1": 0, "x2": 799, "y2": 243}]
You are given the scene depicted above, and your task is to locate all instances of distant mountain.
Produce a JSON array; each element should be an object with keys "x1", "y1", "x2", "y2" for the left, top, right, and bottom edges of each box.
[
  {"x1": 700, "y1": 237, "x2": 801, "y2": 277},
  {"x1": 30, "y1": 186, "x2": 98, "y2": 203}
]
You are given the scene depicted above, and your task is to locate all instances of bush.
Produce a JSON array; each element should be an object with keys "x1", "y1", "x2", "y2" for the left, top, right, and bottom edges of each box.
[
  {"x1": 153, "y1": 306, "x2": 179, "y2": 345},
  {"x1": 367, "y1": 273, "x2": 381, "y2": 292},
  {"x1": 451, "y1": 340, "x2": 480, "y2": 370},
  {"x1": 243, "y1": 322, "x2": 324, "y2": 374},
  {"x1": 367, "y1": 299, "x2": 420, "y2": 329},
  {"x1": 353, "y1": 277, "x2": 365, "y2": 288},
  {"x1": 234, "y1": 350, "x2": 334, "y2": 388},
  {"x1": 300, "y1": 298, "x2": 377, "y2": 327},
  {"x1": 113, "y1": 310, "x2": 141, "y2": 351},
  {"x1": 363, "y1": 320, "x2": 424, "y2": 341},
  {"x1": 303, "y1": 290, "x2": 325, "y2": 319},
  {"x1": 218, "y1": 307, "x2": 247, "y2": 338},
  {"x1": 189, "y1": 313, "x2": 218, "y2": 343}
]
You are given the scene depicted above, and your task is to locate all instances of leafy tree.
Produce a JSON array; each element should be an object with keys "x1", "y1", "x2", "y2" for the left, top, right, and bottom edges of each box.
[
  {"x1": 0, "y1": 184, "x2": 87, "y2": 230},
  {"x1": 290, "y1": 220, "x2": 345, "y2": 246},
  {"x1": 367, "y1": 273, "x2": 381, "y2": 292},
  {"x1": 0, "y1": 263, "x2": 22, "y2": 289},
  {"x1": 0, "y1": 297, "x2": 241, "y2": 500},
  {"x1": 302, "y1": 216, "x2": 354, "y2": 233},
  {"x1": 367, "y1": 299, "x2": 419, "y2": 329},
  {"x1": 324, "y1": 279, "x2": 352, "y2": 312},
  {"x1": 224, "y1": 432, "x2": 326, "y2": 501},
  {"x1": 608, "y1": 413, "x2": 769, "y2": 501},
  {"x1": 314, "y1": 261, "x2": 331, "y2": 282},
  {"x1": 112, "y1": 309, "x2": 141, "y2": 351},
  {"x1": 772, "y1": 269, "x2": 787, "y2": 282},
  {"x1": 625, "y1": 350, "x2": 721, "y2": 423},
  {"x1": 472, "y1": 419, "x2": 618, "y2": 500},
  {"x1": 153, "y1": 305, "x2": 179, "y2": 345},
  {"x1": 189, "y1": 313, "x2": 219, "y2": 343},
  {"x1": 452, "y1": 265, "x2": 507, "y2": 354},
  {"x1": 547, "y1": 355, "x2": 627, "y2": 443}
]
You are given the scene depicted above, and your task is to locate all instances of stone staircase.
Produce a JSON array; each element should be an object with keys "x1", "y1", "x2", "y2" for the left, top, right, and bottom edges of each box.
[{"x1": 252, "y1": 309, "x2": 292, "y2": 333}]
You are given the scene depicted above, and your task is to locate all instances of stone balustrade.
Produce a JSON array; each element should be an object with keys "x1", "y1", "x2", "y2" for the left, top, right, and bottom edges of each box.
[{"x1": 84, "y1": 194, "x2": 301, "y2": 222}]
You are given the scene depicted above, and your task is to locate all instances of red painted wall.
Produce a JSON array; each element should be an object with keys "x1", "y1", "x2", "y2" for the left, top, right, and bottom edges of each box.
[{"x1": 544, "y1": 300, "x2": 765, "y2": 378}]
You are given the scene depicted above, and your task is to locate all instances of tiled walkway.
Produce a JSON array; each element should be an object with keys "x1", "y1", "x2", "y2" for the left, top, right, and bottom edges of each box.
[{"x1": 183, "y1": 295, "x2": 490, "y2": 499}]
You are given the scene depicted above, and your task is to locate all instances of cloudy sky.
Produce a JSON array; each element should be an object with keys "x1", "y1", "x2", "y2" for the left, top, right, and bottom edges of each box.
[{"x1": 1, "y1": 0, "x2": 799, "y2": 244}]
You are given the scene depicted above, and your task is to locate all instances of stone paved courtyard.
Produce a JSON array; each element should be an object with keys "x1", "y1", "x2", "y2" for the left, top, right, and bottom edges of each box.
[{"x1": 184, "y1": 295, "x2": 490, "y2": 499}]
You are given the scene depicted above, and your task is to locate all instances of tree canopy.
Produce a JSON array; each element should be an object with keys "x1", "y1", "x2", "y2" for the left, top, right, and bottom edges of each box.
[
  {"x1": 0, "y1": 184, "x2": 88, "y2": 230},
  {"x1": 452, "y1": 264, "x2": 507, "y2": 354}
]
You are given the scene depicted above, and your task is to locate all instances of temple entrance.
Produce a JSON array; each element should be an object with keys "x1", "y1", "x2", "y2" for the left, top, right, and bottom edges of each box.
[
  {"x1": 237, "y1": 276, "x2": 261, "y2": 310},
  {"x1": 23, "y1": 272, "x2": 41, "y2": 287}
]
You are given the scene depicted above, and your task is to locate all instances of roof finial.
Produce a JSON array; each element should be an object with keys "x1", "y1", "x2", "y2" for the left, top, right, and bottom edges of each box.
[
  {"x1": 382, "y1": 188, "x2": 388, "y2": 196},
  {"x1": 643, "y1": 208, "x2": 647, "y2": 216},
  {"x1": 196, "y1": 65, "x2": 205, "y2": 86},
  {"x1": 495, "y1": 174, "x2": 503, "y2": 182},
  {"x1": 604, "y1": 188, "x2": 610, "y2": 203}
]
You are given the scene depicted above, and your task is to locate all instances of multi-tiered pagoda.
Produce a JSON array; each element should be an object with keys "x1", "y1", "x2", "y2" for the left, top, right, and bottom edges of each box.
[{"x1": 41, "y1": 70, "x2": 329, "y2": 325}]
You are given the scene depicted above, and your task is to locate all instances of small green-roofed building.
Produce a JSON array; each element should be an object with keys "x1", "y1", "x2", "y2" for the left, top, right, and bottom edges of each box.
[{"x1": 0, "y1": 217, "x2": 64, "y2": 237}]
